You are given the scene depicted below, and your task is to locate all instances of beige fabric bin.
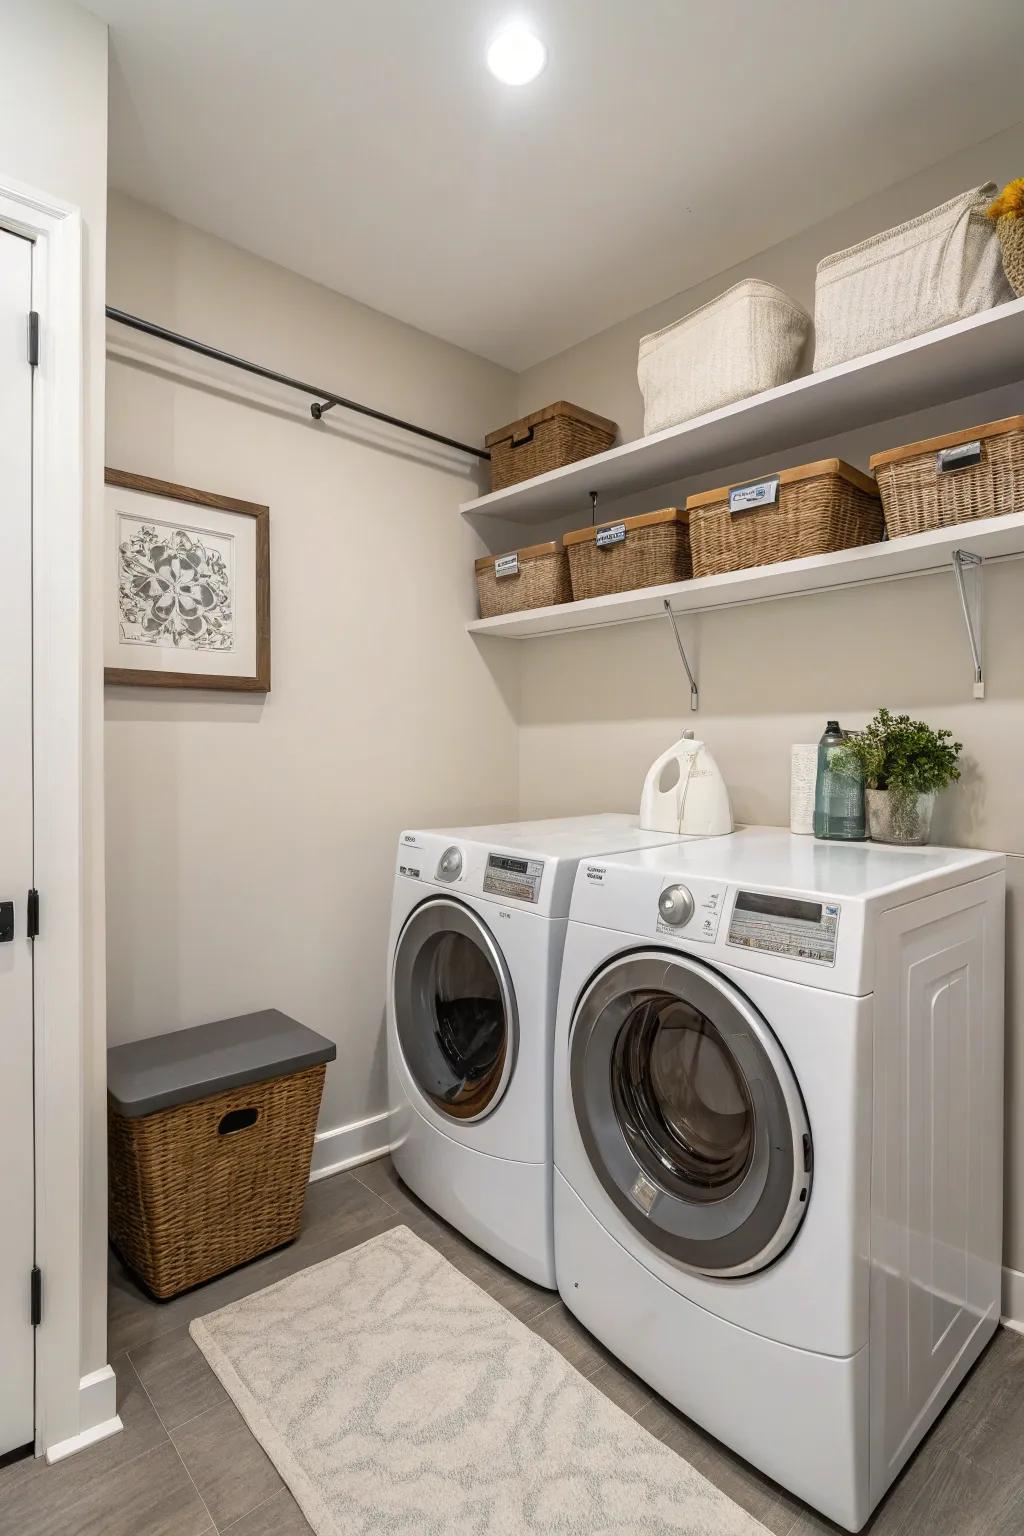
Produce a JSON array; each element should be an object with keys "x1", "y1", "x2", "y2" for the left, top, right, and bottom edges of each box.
[
  {"x1": 564, "y1": 508, "x2": 690, "y2": 600},
  {"x1": 813, "y1": 184, "x2": 1012, "y2": 372},
  {"x1": 475, "y1": 541, "x2": 571, "y2": 618},
  {"x1": 638, "y1": 280, "x2": 810, "y2": 437}
]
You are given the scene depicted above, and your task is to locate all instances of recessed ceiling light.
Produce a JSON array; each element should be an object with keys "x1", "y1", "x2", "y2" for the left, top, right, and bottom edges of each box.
[{"x1": 486, "y1": 25, "x2": 547, "y2": 86}]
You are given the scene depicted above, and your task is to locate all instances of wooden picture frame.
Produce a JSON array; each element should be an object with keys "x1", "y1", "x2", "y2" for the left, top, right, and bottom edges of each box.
[{"x1": 104, "y1": 470, "x2": 271, "y2": 691}]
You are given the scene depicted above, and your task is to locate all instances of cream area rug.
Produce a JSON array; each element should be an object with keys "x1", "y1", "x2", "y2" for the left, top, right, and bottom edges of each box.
[{"x1": 190, "y1": 1225, "x2": 768, "y2": 1535}]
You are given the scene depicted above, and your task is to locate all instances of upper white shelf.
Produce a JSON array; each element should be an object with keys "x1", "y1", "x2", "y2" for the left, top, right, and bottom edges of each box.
[
  {"x1": 461, "y1": 298, "x2": 1024, "y2": 526},
  {"x1": 466, "y1": 511, "x2": 1024, "y2": 639}
]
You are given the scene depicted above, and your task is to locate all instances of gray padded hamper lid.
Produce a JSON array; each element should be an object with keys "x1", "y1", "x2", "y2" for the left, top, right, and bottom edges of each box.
[{"x1": 107, "y1": 1009, "x2": 337, "y2": 1117}]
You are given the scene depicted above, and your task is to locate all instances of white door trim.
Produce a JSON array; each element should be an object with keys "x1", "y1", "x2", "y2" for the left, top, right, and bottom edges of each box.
[{"x1": 0, "y1": 174, "x2": 116, "y2": 1454}]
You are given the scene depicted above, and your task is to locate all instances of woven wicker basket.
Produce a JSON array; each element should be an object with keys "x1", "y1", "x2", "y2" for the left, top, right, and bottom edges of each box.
[
  {"x1": 686, "y1": 460, "x2": 883, "y2": 578},
  {"x1": 475, "y1": 541, "x2": 571, "y2": 618},
  {"x1": 869, "y1": 415, "x2": 1024, "y2": 539},
  {"x1": 486, "y1": 401, "x2": 617, "y2": 491},
  {"x1": 108, "y1": 1064, "x2": 326, "y2": 1298},
  {"x1": 564, "y1": 508, "x2": 690, "y2": 600},
  {"x1": 995, "y1": 215, "x2": 1024, "y2": 297}
]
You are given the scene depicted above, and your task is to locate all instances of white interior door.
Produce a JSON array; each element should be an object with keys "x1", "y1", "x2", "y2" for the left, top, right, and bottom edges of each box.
[{"x1": 0, "y1": 225, "x2": 36, "y2": 1455}]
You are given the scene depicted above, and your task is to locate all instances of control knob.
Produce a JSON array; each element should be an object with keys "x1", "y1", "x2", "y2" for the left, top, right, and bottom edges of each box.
[
  {"x1": 437, "y1": 846, "x2": 463, "y2": 882},
  {"x1": 658, "y1": 883, "x2": 694, "y2": 927}
]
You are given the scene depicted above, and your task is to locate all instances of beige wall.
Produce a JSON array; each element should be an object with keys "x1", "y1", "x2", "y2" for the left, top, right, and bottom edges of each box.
[
  {"x1": 0, "y1": 0, "x2": 109, "y2": 1396},
  {"x1": 507, "y1": 128, "x2": 1024, "y2": 1276},
  {"x1": 104, "y1": 193, "x2": 520, "y2": 1156}
]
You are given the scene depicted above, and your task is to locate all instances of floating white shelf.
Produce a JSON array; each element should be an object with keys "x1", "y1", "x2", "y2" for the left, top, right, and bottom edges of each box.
[
  {"x1": 461, "y1": 298, "x2": 1024, "y2": 526},
  {"x1": 466, "y1": 512, "x2": 1024, "y2": 640}
]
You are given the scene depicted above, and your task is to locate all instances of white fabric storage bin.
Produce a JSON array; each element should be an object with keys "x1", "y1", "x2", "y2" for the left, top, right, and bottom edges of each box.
[
  {"x1": 638, "y1": 280, "x2": 810, "y2": 437},
  {"x1": 813, "y1": 183, "x2": 1012, "y2": 372}
]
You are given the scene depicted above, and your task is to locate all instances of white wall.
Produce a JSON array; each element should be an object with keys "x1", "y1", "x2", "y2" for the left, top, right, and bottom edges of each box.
[
  {"x1": 509, "y1": 125, "x2": 1024, "y2": 1277},
  {"x1": 0, "y1": 0, "x2": 109, "y2": 1435},
  {"x1": 104, "y1": 193, "x2": 520, "y2": 1169}
]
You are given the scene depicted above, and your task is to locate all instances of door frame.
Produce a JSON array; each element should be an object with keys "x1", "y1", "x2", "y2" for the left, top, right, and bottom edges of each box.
[{"x1": 0, "y1": 175, "x2": 104, "y2": 1456}]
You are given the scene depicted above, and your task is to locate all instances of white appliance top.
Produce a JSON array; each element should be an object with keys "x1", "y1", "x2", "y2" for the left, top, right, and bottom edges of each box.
[
  {"x1": 409, "y1": 814, "x2": 690, "y2": 863},
  {"x1": 598, "y1": 825, "x2": 1004, "y2": 900}
]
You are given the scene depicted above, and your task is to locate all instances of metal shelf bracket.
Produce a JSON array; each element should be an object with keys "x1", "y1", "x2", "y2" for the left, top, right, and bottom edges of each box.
[
  {"x1": 952, "y1": 549, "x2": 984, "y2": 699},
  {"x1": 663, "y1": 600, "x2": 699, "y2": 712}
]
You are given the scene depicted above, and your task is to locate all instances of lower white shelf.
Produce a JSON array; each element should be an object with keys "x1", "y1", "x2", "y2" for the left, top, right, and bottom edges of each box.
[{"x1": 466, "y1": 511, "x2": 1024, "y2": 638}]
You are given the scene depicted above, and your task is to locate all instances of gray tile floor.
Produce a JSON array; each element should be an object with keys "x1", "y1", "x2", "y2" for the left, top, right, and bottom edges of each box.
[{"x1": 2, "y1": 1154, "x2": 1022, "y2": 1535}]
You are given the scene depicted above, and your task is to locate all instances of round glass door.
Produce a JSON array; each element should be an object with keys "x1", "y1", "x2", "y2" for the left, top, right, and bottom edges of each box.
[
  {"x1": 571, "y1": 951, "x2": 811, "y2": 1276},
  {"x1": 392, "y1": 898, "x2": 517, "y2": 1122}
]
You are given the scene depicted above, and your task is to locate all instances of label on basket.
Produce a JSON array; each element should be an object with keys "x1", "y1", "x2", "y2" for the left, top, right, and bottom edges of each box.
[
  {"x1": 937, "y1": 441, "x2": 982, "y2": 473},
  {"x1": 729, "y1": 476, "x2": 780, "y2": 514},
  {"x1": 595, "y1": 522, "x2": 626, "y2": 548},
  {"x1": 494, "y1": 552, "x2": 519, "y2": 579}
]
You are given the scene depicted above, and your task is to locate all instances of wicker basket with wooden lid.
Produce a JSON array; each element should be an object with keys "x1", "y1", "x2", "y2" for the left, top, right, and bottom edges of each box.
[
  {"x1": 475, "y1": 540, "x2": 571, "y2": 618},
  {"x1": 869, "y1": 414, "x2": 1024, "y2": 539},
  {"x1": 686, "y1": 459, "x2": 883, "y2": 579},
  {"x1": 564, "y1": 508, "x2": 691, "y2": 600},
  {"x1": 486, "y1": 401, "x2": 617, "y2": 491}
]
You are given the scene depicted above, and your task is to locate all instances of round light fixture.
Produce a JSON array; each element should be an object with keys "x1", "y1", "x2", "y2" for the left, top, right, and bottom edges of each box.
[{"x1": 486, "y1": 25, "x2": 546, "y2": 85}]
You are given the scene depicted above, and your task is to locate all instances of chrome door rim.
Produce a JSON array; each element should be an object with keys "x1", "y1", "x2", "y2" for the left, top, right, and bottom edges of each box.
[
  {"x1": 392, "y1": 896, "x2": 518, "y2": 1124},
  {"x1": 570, "y1": 949, "x2": 811, "y2": 1277}
]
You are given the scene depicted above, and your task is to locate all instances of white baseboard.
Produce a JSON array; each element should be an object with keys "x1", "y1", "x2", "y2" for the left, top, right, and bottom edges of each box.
[
  {"x1": 310, "y1": 1110, "x2": 391, "y2": 1182},
  {"x1": 1003, "y1": 1266, "x2": 1024, "y2": 1333},
  {"x1": 45, "y1": 1366, "x2": 122, "y2": 1462}
]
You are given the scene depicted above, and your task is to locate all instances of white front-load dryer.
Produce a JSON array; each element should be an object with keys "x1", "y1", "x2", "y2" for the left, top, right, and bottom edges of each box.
[
  {"x1": 553, "y1": 828, "x2": 1005, "y2": 1530},
  {"x1": 386, "y1": 815, "x2": 691, "y2": 1288}
]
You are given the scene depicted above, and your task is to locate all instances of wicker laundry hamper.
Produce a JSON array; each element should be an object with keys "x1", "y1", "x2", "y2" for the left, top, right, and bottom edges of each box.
[
  {"x1": 564, "y1": 508, "x2": 690, "y2": 600},
  {"x1": 486, "y1": 402, "x2": 617, "y2": 491},
  {"x1": 869, "y1": 415, "x2": 1024, "y2": 539},
  {"x1": 475, "y1": 541, "x2": 571, "y2": 617},
  {"x1": 686, "y1": 461, "x2": 883, "y2": 579},
  {"x1": 108, "y1": 1010, "x2": 335, "y2": 1299}
]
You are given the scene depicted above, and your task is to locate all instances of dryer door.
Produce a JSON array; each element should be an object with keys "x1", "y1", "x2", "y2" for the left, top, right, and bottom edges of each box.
[
  {"x1": 570, "y1": 950, "x2": 811, "y2": 1277},
  {"x1": 393, "y1": 897, "x2": 518, "y2": 1123}
]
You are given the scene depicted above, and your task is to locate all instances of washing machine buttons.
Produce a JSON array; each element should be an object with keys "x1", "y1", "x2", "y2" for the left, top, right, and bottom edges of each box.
[
  {"x1": 437, "y1": 846, "x2": 463, "y2": 882},
  {"x1": 658, "y1": 884, "x2": 695, "y2": 927}
]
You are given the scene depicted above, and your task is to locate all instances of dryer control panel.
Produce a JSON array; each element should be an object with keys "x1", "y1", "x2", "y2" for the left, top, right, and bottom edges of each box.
[
  {"x1": 727, "y1": 890, "x2": 840, "y2": 966},
  {"x1": 483, "y1": 853, "x2": 544, "y2": 904}
]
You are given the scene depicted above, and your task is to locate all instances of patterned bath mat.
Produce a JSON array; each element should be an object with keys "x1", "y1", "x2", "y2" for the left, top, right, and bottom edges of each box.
[{"x1": 190, "y1": 1224, "x2": 767, "y2": 1535}]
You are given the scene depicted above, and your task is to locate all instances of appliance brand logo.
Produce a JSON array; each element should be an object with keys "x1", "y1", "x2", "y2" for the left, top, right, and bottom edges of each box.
[
  {"x1": 399, "y1": 864, "x2": 421, "y2": 879},
  {"x1": 585, "y1": 865, "x2": 606, "y2": 883}
]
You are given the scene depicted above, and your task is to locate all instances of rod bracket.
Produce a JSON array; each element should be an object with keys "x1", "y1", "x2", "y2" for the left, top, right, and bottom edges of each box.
[
  {"x1": 663, "y1": 600, "x2": 698, "y2": 712},
  {"x1": 311, "y1": 400, "x2": 335, "y2": 420},
  {"x1": 952, "y1": 549, "x2": 984, "y2": 699}
]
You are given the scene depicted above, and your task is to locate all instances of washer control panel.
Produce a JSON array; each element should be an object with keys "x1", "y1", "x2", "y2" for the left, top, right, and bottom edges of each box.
[
  {"x1": 483, "y1": 852, "x2": 544, "y2": 904},
  {"x1": 727, "y1": 890, "x2": 840, "y2": 966},
  {"x1": 655, "y1": 879, "x2": 727, "y2": 943}
]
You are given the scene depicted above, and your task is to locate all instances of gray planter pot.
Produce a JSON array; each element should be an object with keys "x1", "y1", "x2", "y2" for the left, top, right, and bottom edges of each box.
[{"x1": 865, "y1": 788, "x2": 936, "y2": 845}]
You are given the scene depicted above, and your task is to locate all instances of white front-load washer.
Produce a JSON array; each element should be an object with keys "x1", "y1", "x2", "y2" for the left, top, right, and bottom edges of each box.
[
  {"x1": 553, "y1": 828, "x2": 1005, "y2": 1530},
  {"x1": 386, "y1": 815, "x2": 691, "y2": 1288}
]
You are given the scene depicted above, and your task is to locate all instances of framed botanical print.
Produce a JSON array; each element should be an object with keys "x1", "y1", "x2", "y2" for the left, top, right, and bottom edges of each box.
[{"x1": 104, "y1": 470, "x2": 271, "y2": 691}]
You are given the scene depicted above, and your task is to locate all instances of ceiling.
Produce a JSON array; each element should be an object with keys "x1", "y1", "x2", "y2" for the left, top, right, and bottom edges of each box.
[{"x1": 97, "y1": 0, "x2": 1024, "y2": 371}]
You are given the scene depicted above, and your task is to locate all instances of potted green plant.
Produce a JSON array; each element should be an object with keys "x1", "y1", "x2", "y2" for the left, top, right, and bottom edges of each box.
[{"x1": 832, "y1": 709, "x2": 963, "y2": 845}]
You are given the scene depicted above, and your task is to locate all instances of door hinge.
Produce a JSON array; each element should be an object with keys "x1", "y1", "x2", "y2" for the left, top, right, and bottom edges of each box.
[
  {"x1": 27, "y1": 311, "x2": 39, "y2": 367},
  {"x1": 30, "y1": 1267, "x2": 41, "y2": 1327},
  {"x1": 26, "y1": 888, "x2": 39, "y2": 939}
]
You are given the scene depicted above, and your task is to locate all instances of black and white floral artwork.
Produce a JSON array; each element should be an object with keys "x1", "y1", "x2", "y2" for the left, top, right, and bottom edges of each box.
[{"x1": 117, "y1": 517, "x2": 234, "y2": 651}]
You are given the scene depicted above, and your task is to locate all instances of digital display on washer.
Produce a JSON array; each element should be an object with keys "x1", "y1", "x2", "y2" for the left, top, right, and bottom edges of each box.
[
  {"x1": 727, "y1": 889, "x2": 840, "y2": 966},
  {"x1": 483, "y1": 853, "x2": 544, "y2": 904}
]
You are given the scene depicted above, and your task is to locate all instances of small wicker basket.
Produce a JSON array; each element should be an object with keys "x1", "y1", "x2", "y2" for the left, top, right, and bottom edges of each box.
[
  {"x1": 564, "y1": 508, "x2": 690, "y2": 601},
  {"x1": 869, "y1": 415, "x2": 1024, "y2": 539},
  {"x1": 686, "y1": 460, "x2": 883, "y2": 579},
  {"x1": 994, "y1": 213, "x2": 1024, "y2": 297},
  {"x1": 486, "y1": 401, "x2": 617, "y2": 492},
  {"x1": 475, "y1": 541, "x2": 571, "y2": 618}
]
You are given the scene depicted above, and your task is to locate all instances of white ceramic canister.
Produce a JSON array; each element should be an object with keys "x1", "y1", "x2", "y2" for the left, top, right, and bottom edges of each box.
[{"x1": 790, "y1": 743, "x2": 817, "y2": 835}]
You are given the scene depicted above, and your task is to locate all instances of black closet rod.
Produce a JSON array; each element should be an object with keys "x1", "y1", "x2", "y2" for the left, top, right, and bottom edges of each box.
[{"x1": 105, "y1": 307, "x2": 491, "y2": 462}]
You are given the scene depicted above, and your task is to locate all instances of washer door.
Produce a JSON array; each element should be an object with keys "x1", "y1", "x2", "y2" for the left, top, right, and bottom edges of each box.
[
  {"x1": 570, "y1": 950, "x2": 811, "y2": 1277},
  {"x1": 393, "y1": 897, "x2": 518, "y2": 1123}
]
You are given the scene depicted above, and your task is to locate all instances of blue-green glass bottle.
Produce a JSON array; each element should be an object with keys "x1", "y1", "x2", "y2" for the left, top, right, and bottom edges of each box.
[{"x1": 813, "y1": 720, "x2": 865, "y2": 841}]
